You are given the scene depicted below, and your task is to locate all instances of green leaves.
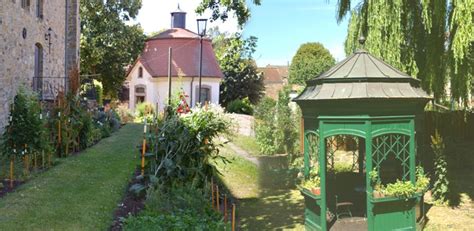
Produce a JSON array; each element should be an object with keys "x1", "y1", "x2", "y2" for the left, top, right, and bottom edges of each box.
[
  {"x1": 431, "y1": 130, "x2": 450, "y2": 203},
  {"x1": 80, "y1": 0, "x2": 145, "y2": 96},
  {"x1": 146, "y1": 105, "x2": 231, "y2": 188},
  {"x1": 214, "y1": 33, "x2": 264, "y2": 106},
  {"x1": 196, "y1": 0, "x2": 261, "y2": 27},
  {"x1": 289, "y1": 42, "x2": 335, "y2": 85},
  {"x1": 385, "y1": 180, "x2": 417, "y2": 198},
  {"x1": 342, "y1": 0, "x2": 473, "y2": 106},
  {"x1": 1, "y1": 87, "x2": 50, "y2": 159}
]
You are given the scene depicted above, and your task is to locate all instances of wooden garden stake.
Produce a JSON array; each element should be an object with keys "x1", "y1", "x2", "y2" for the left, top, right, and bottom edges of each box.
[
  {"x1": 141, "y1": 123, "x2": 147, "y2": 176},
  {"x1": 34, "y1": 152, "x2": 37, "y2": 170},
  {"x1": 211, "y1": 179, "x2": 215, "y2": 209},
  {"x1": 65, "y1": 121, "x2": 69, "y2": 156},
  {"x1": 216, "y1": 185, "x2": 220, "y2": 212},
  {"x1": 224, "y1": 194, "x2": 228, "y2": 222},
  {"x1": 24, "y1": 144, "x2": 29, "y2": 175},
  {"x1": 42, "y1": 150, "x2": 45, "y2": 169},
  {"x1": 10, "y1": 156, "x2": 14, "y2": 188},
  {"x1": 232, "y1": 203, "x2": 236, "y2": 231},
  {"x1": 58, "y1": 112, "x2": 61, "y2": 157}
]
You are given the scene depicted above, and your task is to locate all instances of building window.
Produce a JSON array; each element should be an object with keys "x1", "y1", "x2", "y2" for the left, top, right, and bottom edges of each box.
[
  {"x1": 34, "y1": 43, "x2": 43, "y2": 96},
  {"x1": 135, "y1": 85, "x2": 146, "y2": 107},
  {"x1": 21, "y1": 0, "x2": 30, "y2": 9},
  {"x1": 36, "y1": 0, "x2": 43, "y2": 19},
  {"x1": 196, "y1": 87, "x2": 211, "y2": 105},
  {"x1": 138, "y1": 67, "x2": 143, "y2": 78},
  {"x1": 135, "y1": 87, "x2": 145, "y2": 94}
]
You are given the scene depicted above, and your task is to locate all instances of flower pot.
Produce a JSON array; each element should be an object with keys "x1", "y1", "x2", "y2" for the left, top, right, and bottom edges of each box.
[
  {"x1": 373, "y1": 191, "x2": 385, "y2": 198},
  {"x1": 311, "y1": 187, "x2": 321, "y2": 195}
]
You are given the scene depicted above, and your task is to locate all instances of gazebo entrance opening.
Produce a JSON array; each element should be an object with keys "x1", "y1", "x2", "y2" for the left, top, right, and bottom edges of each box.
[{"x1": 324, "y1": 135, "x2": 367, "y2": 229}]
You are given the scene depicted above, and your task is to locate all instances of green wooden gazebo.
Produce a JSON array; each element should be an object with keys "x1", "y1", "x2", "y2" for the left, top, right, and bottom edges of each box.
[{"x1": 294, "y1": 40, "x2": 432, "y2": 231}]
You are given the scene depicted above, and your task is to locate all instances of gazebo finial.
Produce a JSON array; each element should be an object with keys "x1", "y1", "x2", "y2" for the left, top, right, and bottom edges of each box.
[{"x1": 358, "y1": 36, "x2": 366, "y2": 45}]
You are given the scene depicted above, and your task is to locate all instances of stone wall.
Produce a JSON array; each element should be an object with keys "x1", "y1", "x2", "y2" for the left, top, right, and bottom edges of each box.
[
  {"x1": 227, "y1": 113, "x2": 255, "y2": 137},
  {"x1": 0, "y1": 0, "x2": 79, "y2": 133}
]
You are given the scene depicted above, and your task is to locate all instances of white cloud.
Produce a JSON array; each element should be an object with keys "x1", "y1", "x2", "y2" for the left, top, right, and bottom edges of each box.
[
  {"x1": 130, "y1": 0, "x2": 240, "y2": 35},
  {"x1": 327, "y1": 43, "x2": 346, "y2": 62}
]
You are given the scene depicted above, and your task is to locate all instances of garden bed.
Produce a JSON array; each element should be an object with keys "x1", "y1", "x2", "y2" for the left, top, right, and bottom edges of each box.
[{"x1": 109, "y1": 169, "x2": 146, "y2": 231}]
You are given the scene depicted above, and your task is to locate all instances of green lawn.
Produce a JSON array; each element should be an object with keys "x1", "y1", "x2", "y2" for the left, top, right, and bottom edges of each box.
[
  {"x1": 230, "y1": 134, "x2": 261, "y2": 156},
  {"x1": 214, "y1": 145, "x2": 260, "y2": 199},
  {"x1": 0, "y1": 124, "x2": 141, "y2": 230},
  {"x1": 214, "y1": 144, "x2": 304, "y2": 230}
]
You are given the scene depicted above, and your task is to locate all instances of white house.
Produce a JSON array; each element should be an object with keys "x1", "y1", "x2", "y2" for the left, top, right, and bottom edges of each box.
[{"x1": 125, "y1": 7, "x2": 223, "y2": 112}]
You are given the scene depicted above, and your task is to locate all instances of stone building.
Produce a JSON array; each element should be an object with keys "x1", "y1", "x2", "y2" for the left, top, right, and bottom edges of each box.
[{"x1": 0, "y1": 0, "x2": 79, "y2": 132}]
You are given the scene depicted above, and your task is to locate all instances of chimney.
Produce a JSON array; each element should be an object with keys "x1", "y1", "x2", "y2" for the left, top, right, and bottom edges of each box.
[{"x1": 171, "y1": 4, "x2": 186, "y2": 29}]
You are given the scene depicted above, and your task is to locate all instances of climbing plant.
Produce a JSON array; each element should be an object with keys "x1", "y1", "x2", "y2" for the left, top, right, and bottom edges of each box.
[{"x1": 431, "y1": 130, "x2": 450, "y2": 204}]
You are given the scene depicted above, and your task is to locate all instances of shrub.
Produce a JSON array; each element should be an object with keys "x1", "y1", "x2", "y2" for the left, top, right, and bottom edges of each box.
[
  {"x1": 124, "y1": 185, "x2": 228, "y2": 231},
  {"x1": 135, "y1": 102, "x2": 155, "y2": 122},
  {"x1": 254, "y1": 88, "x2": 300, "y2": 155},
  {"x1": 254, "y1": 97, "x2": 277, "y2": 154},
  {"x1": 1, "y1": 87, "x2": 52, "y2": 174},
  {"x1": 275, "y1": 86, "x2": 298, "y2": 154},
  {"x1": 116, "y1": 105, "x2": 134, "y2": 124},
  {"x1": 148, "y1": 104, "x2": 231, "y2": 188},
  {"x1": 226, "y1": 97, "x2": 253, "y2": 115}
]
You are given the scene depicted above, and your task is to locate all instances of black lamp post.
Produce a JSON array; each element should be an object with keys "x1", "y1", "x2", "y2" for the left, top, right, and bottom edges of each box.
[
  {"x1": 44, "y1": 27, "x2": 52, "y2": 53},
  {"x1": 196, "y1": 18, "x2": 207, "y2": 105}
]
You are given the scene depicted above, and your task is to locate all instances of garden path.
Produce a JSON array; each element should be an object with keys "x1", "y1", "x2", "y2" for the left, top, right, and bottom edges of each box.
[
  {"x1": 227, "y1": 141, "x2": 260, "y2": 166},
  {"x1": 216, "y1": 144, "x2": 304, "y2": 230},
  {"x1": 0, "y1": 124, "x2": 141, "y2": 230}
]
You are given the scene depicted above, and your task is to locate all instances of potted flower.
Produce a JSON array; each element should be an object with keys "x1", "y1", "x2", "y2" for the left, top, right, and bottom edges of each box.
[
  {"x1": 369, "y1": 168, "x2": 385, "y2": 198},
  {"x1": 302, "y1": 176, "x2": 321, "y2": 195}
]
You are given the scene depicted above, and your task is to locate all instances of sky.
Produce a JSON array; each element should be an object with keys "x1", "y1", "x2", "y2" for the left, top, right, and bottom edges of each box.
[{"x1": 132, "y1": 0, "x2": 350, "y2": 67}]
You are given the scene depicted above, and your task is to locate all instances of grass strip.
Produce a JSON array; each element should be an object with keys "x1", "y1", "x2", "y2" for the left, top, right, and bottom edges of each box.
[{"x1": 0, "y1": 124, "x2": 141, "y2": 230}]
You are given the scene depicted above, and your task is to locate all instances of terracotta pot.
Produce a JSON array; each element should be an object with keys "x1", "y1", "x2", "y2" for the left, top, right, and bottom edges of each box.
[
  {"x1": 311, "y1": 187, "x2": 321, "y2": 195},
  {"x1": 373, "y1": 191, "x2": 384, "y2": 198}
]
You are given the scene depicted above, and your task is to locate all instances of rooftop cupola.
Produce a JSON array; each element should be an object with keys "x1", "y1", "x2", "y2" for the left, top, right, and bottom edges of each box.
[{"x1": 171, "y1": 4, "x2": 186, "y2": 29}]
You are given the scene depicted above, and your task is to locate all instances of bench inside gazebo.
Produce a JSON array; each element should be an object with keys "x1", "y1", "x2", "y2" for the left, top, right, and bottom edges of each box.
[{"x1": 294, "y1": 38, "x2": 431, "y2": 231}]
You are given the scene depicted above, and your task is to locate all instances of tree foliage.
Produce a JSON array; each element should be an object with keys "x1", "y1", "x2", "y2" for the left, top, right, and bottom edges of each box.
[
  {"x1": 80, "y1": 0, "x2": 146, "y2": 97},
  {"x1": 196, "y1": 0, "x2": 261, "y2": 27},
  {"x1": 213, "y1": 33, "x2": 264, "y2": 106},
  {"x1": 289, "y1": 42, "x2": 336, "y2": 85},
  {"x1": 341, "y1": 0, "x2": 474, "y2": 106}
]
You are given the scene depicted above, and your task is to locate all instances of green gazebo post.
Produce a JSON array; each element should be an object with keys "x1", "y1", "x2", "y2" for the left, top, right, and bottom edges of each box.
[{"x1": 294, "y1": 39, "x2": 431, "y2": 231}]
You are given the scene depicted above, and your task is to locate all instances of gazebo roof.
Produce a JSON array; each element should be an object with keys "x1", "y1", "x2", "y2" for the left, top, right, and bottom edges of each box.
[{"x1": 294, "y1": 49, "x2": 432, "y2": 102}]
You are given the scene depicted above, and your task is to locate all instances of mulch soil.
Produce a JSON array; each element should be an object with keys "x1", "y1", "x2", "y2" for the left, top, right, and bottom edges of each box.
[
  {"x1": 109, "y1": 169, "x2": 146, "y2": 231},
  {"x1": 0, "y1": 179, "x2": 25, "y2": 198}
]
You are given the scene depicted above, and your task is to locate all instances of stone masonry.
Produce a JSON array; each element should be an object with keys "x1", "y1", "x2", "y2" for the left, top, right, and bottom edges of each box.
[{"x1": 0, "y1": 0, "x2": 79, "y2": 133}]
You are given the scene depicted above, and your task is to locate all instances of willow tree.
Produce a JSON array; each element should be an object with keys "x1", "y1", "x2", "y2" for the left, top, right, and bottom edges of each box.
[{"x1": 340, "y1": 0, "x2": 473, "y2": 106}]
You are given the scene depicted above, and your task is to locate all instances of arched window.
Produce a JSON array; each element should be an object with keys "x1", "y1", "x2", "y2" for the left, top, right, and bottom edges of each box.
[
  {"x1": 138, "y1": 67, "x2": 143, "y2": 78},
  {"x1": 36, "y1": 0, "x2": 43, "y2": 19},
  {"x1": 34, "y1": 43, "x2": 43, "y2": 95}
]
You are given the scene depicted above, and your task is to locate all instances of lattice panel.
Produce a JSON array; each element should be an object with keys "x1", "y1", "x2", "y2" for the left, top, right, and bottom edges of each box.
[
  {"x1": 372, "y1": 134, "x2": 410, "y2": 181},
  {"x1": 326, "y1": 135, "x2": 359, "y2": 171}
]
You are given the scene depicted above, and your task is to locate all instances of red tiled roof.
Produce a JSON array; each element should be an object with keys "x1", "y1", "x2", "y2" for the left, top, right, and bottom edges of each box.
[
  {"x1": 137, "y1": 28, "x2": 223, "y2": 78},
  {"x1": 258, "y1": 65, "x2": 289, "y2": 84}
]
